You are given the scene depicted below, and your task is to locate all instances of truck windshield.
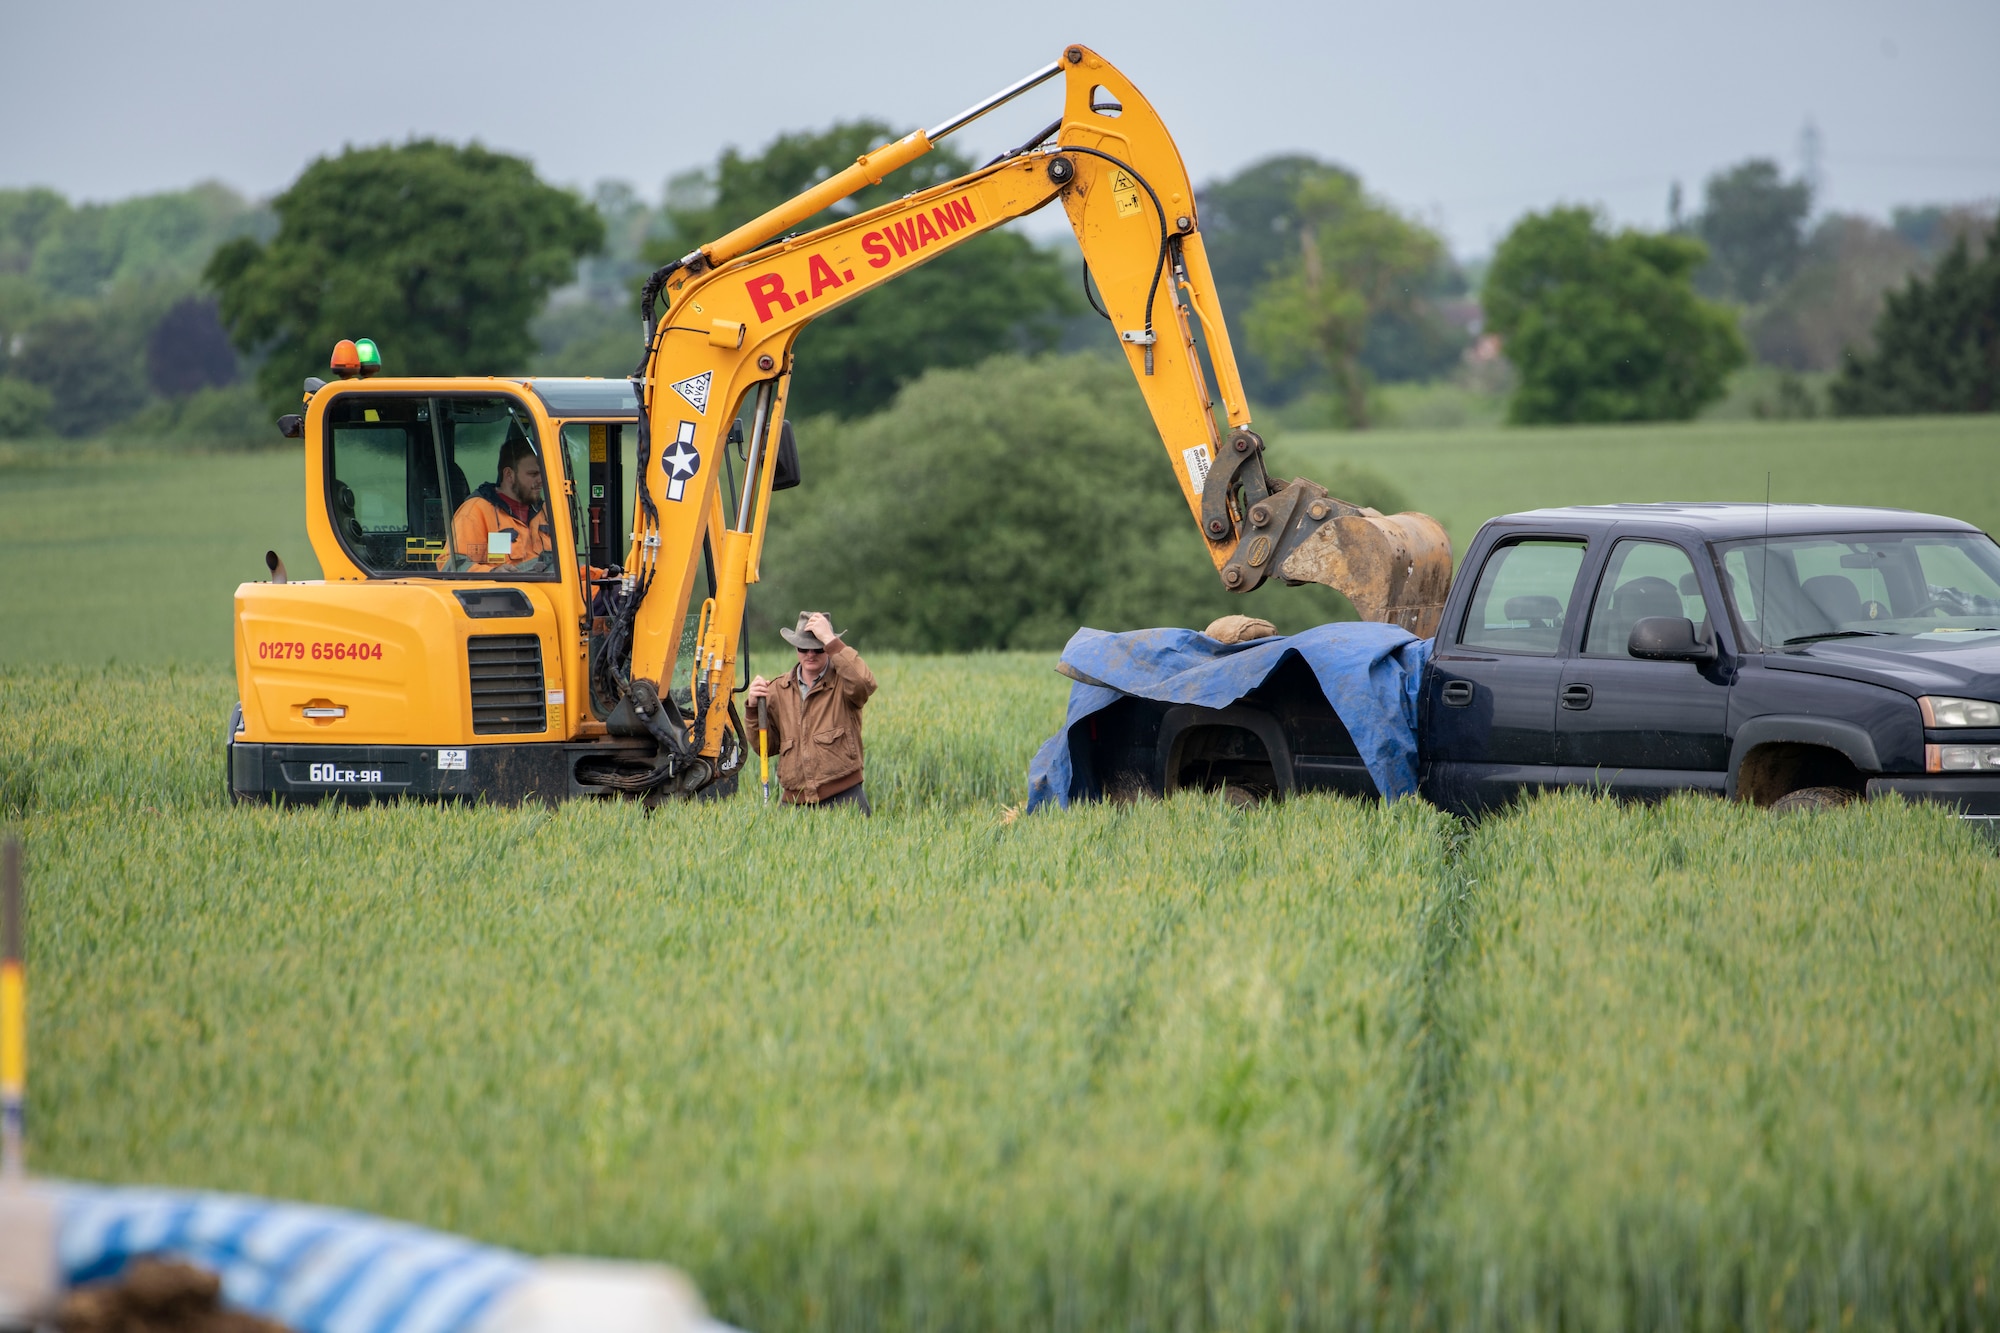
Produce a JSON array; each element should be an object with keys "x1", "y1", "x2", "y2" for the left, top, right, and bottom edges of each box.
[{"x1": 1716, "y1": 531, "x2": 2000, "y2": 648}]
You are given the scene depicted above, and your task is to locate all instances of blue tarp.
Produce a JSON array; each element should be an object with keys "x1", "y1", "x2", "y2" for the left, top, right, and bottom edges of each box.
[{"x1": 1025, "y1": 623, "x2": 1432, "y2": 812}]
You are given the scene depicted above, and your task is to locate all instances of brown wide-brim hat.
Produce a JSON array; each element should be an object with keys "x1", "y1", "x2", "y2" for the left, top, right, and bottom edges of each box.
[{"x1": 780, "y1": 612, "x2": 849, "y2": 650}]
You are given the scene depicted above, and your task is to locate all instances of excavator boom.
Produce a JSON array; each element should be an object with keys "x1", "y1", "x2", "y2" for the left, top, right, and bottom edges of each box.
[{"x1": 606, "y1": 44, "x2": 1452, "y2": 784}]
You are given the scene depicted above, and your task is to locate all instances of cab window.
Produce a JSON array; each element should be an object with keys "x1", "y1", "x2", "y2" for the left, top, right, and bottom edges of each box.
[
  {"x1": 1582, "y1": 541, "x2": 1709, "y2": 655},
  {"x1": 559, "y1": 422, "x2": 630, "y2": 575},
  {"x1": 325, "y1": 395, "x2": 561, "y2": 579},
  {"x1": 1459, "y1": 539, "x2": 1586, "y2": 655}
]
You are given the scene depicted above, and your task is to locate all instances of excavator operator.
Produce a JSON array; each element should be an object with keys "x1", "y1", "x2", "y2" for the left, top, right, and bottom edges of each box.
[{"x1": 443, "y1": 430, "x2": 556, "y2": 574}]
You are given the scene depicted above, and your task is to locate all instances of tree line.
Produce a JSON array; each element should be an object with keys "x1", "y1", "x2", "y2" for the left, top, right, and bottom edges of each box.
[
  {"x1": 1, "y1": 130, "x2": 1992, "y2": 445},
  {"x1": 0, "y1": 182, "x2": 268, "y2": 439}
]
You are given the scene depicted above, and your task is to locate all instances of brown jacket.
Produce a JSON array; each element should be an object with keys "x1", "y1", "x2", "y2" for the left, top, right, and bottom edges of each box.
[{"x1": 750, "y1": 642, "x2": 877, "y2": 803}]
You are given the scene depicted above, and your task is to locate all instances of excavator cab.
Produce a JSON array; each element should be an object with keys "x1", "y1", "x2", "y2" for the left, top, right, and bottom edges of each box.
[{"x1": 318, "y1": 382, "x2": 639, "y2": 582}]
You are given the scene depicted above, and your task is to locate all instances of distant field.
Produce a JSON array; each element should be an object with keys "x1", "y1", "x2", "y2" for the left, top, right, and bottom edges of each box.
[
  {"x1": 0, "y1": 440, "x2": 318, "y2": 666},
  {"x1": 7, "y1": 417, "x2": 1996, "y2": 669},
  {"x1": 1273, "y1": 414, "x2": 2000, "y2": 557}
]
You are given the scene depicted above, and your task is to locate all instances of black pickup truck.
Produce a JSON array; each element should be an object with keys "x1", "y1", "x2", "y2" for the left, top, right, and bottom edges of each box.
[{"x1": 1082, "y1": 503, "x2": 2000, "y2": 827}]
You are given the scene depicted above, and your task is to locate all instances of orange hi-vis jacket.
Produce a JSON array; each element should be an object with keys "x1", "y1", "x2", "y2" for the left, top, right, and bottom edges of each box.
[{"x1": 444, "y1": 484, "x2": 554, "y2": 572}]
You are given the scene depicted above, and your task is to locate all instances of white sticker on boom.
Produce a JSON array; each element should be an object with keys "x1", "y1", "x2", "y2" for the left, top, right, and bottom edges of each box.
[
  {"x1": 487, "y1": 530, "x2": 513, "y2": 559},
  {"x1": 1111, "y1": 169, "x2": 1143, "y2": 218},
  {"x1": 438, "y1": 748, "x2": 467, "y2": 771},
  {"x1": 669, "y1": 371, "x2": 712, "y2": 414},
  {"x1": 546, "y1": 690, "x2": 564, "y2": 705},
  {"x1": 1182, "y1": 443, "x2": 1213, "y2": 496}
]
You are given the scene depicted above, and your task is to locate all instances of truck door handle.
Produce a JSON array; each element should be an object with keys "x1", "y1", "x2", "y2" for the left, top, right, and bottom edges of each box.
[
  {"x1": 1561, "y1": 683, "x2": 1593, "y2": 711},
  {"x1": 1441, "y1": 680, "x2": 1474, "y2": 707}
]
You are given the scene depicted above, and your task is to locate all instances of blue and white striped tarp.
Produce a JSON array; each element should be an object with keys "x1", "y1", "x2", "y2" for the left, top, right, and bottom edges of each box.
[{"x1": 51, "y1": 1182, "x2": 533, "y2": 1333}]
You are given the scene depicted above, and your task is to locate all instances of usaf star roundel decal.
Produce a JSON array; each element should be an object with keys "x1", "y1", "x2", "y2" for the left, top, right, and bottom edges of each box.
[{"x1": 663, "y1": 420, "x2": 701, "y2": 501}]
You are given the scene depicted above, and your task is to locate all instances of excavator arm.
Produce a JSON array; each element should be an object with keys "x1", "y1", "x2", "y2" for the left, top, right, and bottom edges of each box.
[{"x1": 611, "y1": 44, "x2": 1452, "y2": 790}]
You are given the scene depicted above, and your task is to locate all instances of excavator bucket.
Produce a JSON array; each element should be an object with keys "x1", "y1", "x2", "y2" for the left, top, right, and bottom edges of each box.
[
  {"x1": 1279, "y1": 508, "x2": 1455, "y2": 638},
  {"x1": 1199, "y1": 434, "x2": 1453, "y2": 638}
]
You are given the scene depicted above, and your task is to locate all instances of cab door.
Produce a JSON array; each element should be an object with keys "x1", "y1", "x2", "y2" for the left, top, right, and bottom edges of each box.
[
  {"x1": 555, "y1": 419, "x2": 627, "y2": 721},
  {"x1": 1556, "y1": 536, "x2": 1731, "y2": 797},
  {"x1": 1423, "y1": 535, "x2": 1589, "y2": 813}
]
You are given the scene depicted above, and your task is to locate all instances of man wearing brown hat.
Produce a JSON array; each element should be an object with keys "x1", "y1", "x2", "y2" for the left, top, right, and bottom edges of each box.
[{"x1": 747, "y1": 611, "x2": 879, "y2": 813}]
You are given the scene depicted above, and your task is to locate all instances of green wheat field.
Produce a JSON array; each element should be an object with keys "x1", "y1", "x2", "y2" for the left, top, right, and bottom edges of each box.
[{"x1": 3, "y1": 418, "x2": 1998, "y2": 1330}]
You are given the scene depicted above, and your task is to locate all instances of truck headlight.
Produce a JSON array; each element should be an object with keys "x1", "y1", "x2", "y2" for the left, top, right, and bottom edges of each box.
[
  {"x1": 1918, "y1": 696, "x2": 2000, "y2": 727},
  {"x1": 1926, "y1": 744, "x2": 2000, "y2": 772}
]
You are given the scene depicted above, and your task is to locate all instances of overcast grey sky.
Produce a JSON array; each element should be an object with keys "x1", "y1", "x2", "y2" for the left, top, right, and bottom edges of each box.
[{"x1": 3, "y1": 0, "x2": 1995, "y2": 256}]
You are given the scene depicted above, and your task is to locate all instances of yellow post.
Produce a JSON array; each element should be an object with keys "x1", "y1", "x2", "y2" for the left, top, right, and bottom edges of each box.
[
  {"x1": 0, "y1": 833, "x2": 59, "y2": 1323},
  {"x1": 2, "y1": 836, "x2": 23, "y2": 1180},
  {"x1": 758, "y1": 699, "x2": 771, "y2": 804}
]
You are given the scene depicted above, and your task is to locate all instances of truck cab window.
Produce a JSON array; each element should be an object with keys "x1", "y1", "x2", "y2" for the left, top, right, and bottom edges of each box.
[
  {"x1": 1459, "y1": 540, "x2": 1586, "y2": 655},
  {"x1": 1913, "y1": 540, "x2": 2000, "y2": 616},
  {"x1": 325, "y1": 395, "x2": 559, "y2": 580},
  {"x1": 1582, "y1": 541, "x2": 1708, "y2": 655}
]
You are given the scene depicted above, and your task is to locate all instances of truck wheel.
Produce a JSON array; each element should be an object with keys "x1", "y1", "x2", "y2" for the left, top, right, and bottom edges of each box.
[
  {"x1": 1771, "y1": 785, "x2": 1857, "y2": 813},
  {"x1": 1223, "y1": 782, "x2": 1269, "y2": 809}
]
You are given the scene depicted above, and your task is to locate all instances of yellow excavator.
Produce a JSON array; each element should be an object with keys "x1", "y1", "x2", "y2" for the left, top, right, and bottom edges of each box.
[{"x1": 229, "y1": 44, "x2": 1453, "y2": 804}]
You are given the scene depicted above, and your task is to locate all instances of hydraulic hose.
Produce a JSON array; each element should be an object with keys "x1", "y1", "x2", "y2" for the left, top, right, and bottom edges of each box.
[
  {"x1": 1054, "y1": 146, "x2": 1171, "y2": 351},
  {"x1": 1081, "y1": 262, "x2": 1113, "y2": 322},
  {"x1": 978, "y1": 115, "x2": 1063, "y2": 170}
]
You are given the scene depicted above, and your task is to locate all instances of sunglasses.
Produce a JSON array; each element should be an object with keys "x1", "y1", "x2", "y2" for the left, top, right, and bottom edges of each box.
[{"x1": 797, "y1": 646, "x2": 825, "y2": 655}]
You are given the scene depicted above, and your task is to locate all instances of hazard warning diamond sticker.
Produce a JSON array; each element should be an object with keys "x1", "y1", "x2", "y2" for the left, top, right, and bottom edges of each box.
[{"x1": 669, "y1": 371, "x2": 712, "y2": 415}]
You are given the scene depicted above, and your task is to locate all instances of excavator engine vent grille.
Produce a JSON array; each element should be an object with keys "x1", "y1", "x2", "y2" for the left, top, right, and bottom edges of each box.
[{"x1": 468, "y1": 634, "x2": 546, "y2": 735}]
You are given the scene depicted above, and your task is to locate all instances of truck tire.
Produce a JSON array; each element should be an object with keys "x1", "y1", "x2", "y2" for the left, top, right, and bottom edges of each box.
[
  {"x1": 1223, "y1": 782, "x2": 1268, "y2": 809},
  {"x1": 1771, "y1": 785, "x2": 1857, "y2": 813}
]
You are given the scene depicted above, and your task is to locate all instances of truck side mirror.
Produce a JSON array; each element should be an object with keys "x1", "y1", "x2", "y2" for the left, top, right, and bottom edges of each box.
[{"x1": 1628, "y1": 616, "x2": 1716, "y2": 664}]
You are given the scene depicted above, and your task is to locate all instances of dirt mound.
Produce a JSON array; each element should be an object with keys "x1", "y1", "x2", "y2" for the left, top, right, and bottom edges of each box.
[{"x1": 1203, "y1": 614, "x2": 1277, "y2": 643}]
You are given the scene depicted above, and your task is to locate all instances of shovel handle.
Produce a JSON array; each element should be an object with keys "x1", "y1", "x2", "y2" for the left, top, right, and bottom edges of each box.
[{"x1": 757, "y1": 699, "x2": 770, "y2": 790}]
